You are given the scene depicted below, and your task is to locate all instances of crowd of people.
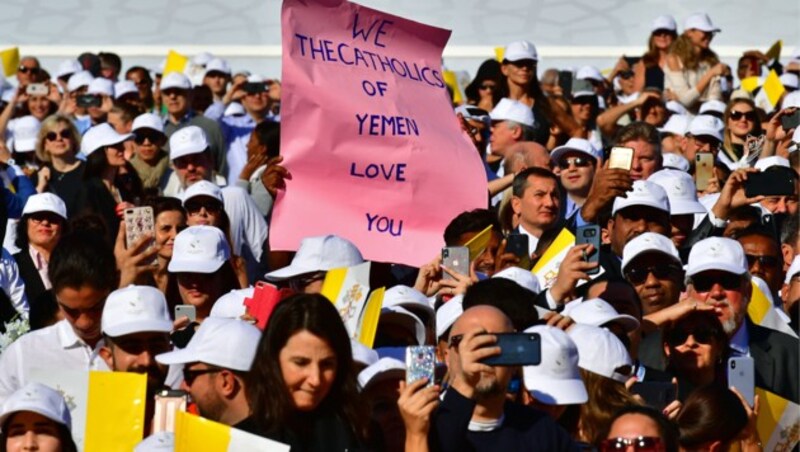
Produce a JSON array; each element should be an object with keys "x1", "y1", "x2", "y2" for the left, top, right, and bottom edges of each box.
[{"x1": 0, "y1": 8, "x2": 796, "y2": 452}]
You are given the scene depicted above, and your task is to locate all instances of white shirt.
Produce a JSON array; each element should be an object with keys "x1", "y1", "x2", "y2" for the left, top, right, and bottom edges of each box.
[
  {"x1": 0, "y1": 248, "x2": 29, "y2": 317},
  {"x1": 0, "y1": 320, "x2": 108, "y2": 403}
]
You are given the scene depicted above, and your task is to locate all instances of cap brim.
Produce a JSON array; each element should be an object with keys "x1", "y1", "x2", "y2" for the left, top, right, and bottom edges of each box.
[
  {"x1": 168, "y1": 258, "x2": 224, "y2": 274},
  {"x1": 549, "y1": 146, "x2": 595, "y2": 162},
  {"x1": 612, "y1": 199, "x2": 668, "y2": 216},
  {"x1": 155, "y1": 347, "x2": 196, "y2": 366},
  {"x1": 687, "y1": 263, "x2": 746, "y2": 277},
  {"x1": 670, "y1": 200, "x2": 707, "y2": 215},
  {"x1": 0, "y1": 404, "x2": 66, "y2": 428},
  {"x1": 104, "y1": 319, "x2": 173, "y2": 338},
  {"x1": 264, "y1": 264, "x2": 319, "y2": 281},
  {"x1": 523, "y1": 376, "x2": 588, "y2": 405},
  {"x1": 606, "y1": 315, "x2": 641, "y2": 333},
  {"x1": 622, "y1": 249, "x2": 681, "y2": 273}
]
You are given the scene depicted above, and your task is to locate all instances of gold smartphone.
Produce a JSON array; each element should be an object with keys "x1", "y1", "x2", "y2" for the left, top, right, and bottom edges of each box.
[
  {"x1": 695, "y1": 153, "x2": 714, "y2": 191},
  {"x1": 608, "y1": 146, "x2": 634, "y2": 170}
]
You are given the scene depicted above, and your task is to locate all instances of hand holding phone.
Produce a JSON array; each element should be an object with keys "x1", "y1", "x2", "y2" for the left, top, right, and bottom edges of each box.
[
  {"x1": 608, "y1": 147, "x2": 634, "y2": 170},
  {"x1": 575, "y1": 225, "x2": 600, "y2": 275}
]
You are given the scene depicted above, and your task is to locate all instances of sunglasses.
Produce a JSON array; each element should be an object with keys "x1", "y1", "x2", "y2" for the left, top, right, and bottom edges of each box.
[
  {"x1": 572, "y1": 96, "x2": 595, "y2": 105},
  {"x1": 508, "y1": 59, "x2": 536, "y2": 70},
  {"x1": 619, "y1": 70, "x2": 635, "y2": 80},
  {"x1": 730, "y1": 110, "x2": 757, "y2": 122},
  {"x1": 182, "y1": 367, "x2": 221, "y2": 386},
  {"x1": 45, "y1": 130, "x2": 71, "y2": 141},
  {"x1": 652, "y1": 29, "x2": 674, "y2": 37},
  {"x1": 287, "y1": 271, "x2": 326, "y2": 292},
  {"x1": 666, "y1": 328, "x2": 715, "y2": 347},
  {"x1": 134, "y1": 131, "x2": 165, "y2": 145},
  {"x1": 184, "y1": 199, "x2": 223, "y2": 215},
  {"x1": 18, "y1": 66, "x2": 40, "y2": 74},
  {"x1": 690, "y1": 273, "x2": 743, "y2": 292},
  {"x1": 600, "y1": 436, "x2": 662, "y2": 451},
  {"x1": 479, "y1": 84, "x2": 495, "y2": 91},
  {"x1": 746, "y1": 254, "x2": 780, "y2": 269},
  {"x1": 625, "y1": 264, "x2": 682, "y2": 285},
  {"x1": 28, "y1": 212, "x2": 63, "y2": 225},
  {"x1": 557, "y1": 156, "x2": 593, "y2": 170}
]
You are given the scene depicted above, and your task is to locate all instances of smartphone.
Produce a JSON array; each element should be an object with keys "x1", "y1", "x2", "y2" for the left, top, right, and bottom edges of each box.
[
  {"x1": 745, "y1": 170, "x2": 796, "y2": 197},
  {"x1": 558, "y1": 70, "x2": 573, "y2": 97},
  {"x1": 152, "y1": 390, "x2": 188, "y2": 433},
  {"x1": 26, "y1": 83, "x2": 48, "y2": 96},
  {"x1": 482, "y1": 332, "x2": 541, "y2": 366},
  {"x1": 243, "y1": 82, "x2": 266, "y2": 94},
  {"x1": 505, "y1": 233, "x2": 531, "y2": 270},
  {"x1": 575, "y1": 224, "x2": 600, "y2": 275},
  {"x1": 77, "y1": 94, "x2": 101, "y2": 108},
  {"x1": 630, "y1": 381, "x2": 676, "y2": 411},
  {"x1": 405, "y1": 346, "x2": 435, "y2": 388},
  {"x1": 124, "y1": 206, "x2": 155, "y2": 265},
  {"x1": 174, "y1": 304, "x2": 196, "y2": 322},
  {"x1": 608, "y1": 146, "x2": 634, "y2": 170},
  {"x1": 442, "y1": 246, "x2": 469, "y2": 281},
  {"x1": 727, "y1": 357, "x2": 755, "y2": 406},
  {"x1": 695, "y1": 153, "x2": 714, "y2": 191},
  {"x1": 572, "y1": 79, "x2": 594, "y2": 96},
  {"x1": 781, "y1": 110, "x2": 800, "y2": 131},
  {"x1": 746, "y1": 134, "x2": 765, "y2": 155}
]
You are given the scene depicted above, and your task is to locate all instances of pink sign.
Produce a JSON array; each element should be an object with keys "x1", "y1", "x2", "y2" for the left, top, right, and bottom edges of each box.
[{"x1": 271, "y1": 0, "x2": 487, "y2": 267}]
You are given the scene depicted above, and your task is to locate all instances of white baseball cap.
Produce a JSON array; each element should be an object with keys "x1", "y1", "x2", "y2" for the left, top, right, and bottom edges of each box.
[
  {"x1": 665, "y1": 100, "x2": 689, "y2": 116},
  {"x1": 134, "y1": 432, "x2": 174, "y2": 452},
  {"x1": 435, "y1": 295, "x2": 463, "y2": 340},
  {"x1": 621, "y1": 232, "x2": 681, "y2": 273},
  {"x1": 12, "y1": 115, "x2": 41, "y2": 152},
  {"x1": 699, "y1": 100, "x2": 726, "y2": 116},
  {"x1": 182, "y1": 179, "x2": 223, "y2": 204},
  {"x1": 490, "y1": 98, "x2": 535, "y2": 127},
  {"x1": 380, "y1": 306, "x2": 426, "y2": 346},
  {"x1": 168, "y1": 225, "x2": 231, "y2": 274},
  {"x1": 203, "y1": 58, "x2": 231, "y2": 77},
  {"x1": 224, "y1": 102, "x2": 246, "y2": 117},
  {"x1": 209, "y1": 287, "x2": 255, "y2": 319},
  {"x1": 688, "y1": 115, "x2": 724, "y2": 142},
  {"x1": 662, "y1": 153, "x2": 690, "y2": 173},
  {"x1": 785, "y1": 256, "x2": 800, "y2": 285},
  {"x1": 781, "y1": 73, "x2": 799, "y2": 91},
  {"x1": 648, "y1": 169, "x2": 706, "y2": 215},
  {"x1": 168, "y1": 125, "x2": 208, "y2": 160},
  {"x1": 87, "y1": 77, "x2": 114, "y2": 97},
  {"x1": 264, "y1": 235, "x2": 364, "y2": 281},
  {"x1": 686, "y1": 237, "x2": 748, "y2": 277},
  {"x1": 659, "y1": 114, "x2": 690, "y2": 137},
  {"x1": 562, "y1": 298, "x2": 640, "y2": 333},
  {"x1": 156, "y1": 317, "x2": 261, "y2": 371},
  {"x1": 567, "y1": 323, "x2": 633, "y2": 383},
  {"x1": 382, "y1": 285, "x2": 434, "y2": 328},
  {"x1": 612, "y1": 180, "x2": 670, "y2": 216},
  {"x1": 549, "y1": 137, "x2": 603, "y2": 163},
  {"x1": 783, "y1": 91, "x2": 800, "y2": 109},
  {"x1": 80, "y1": 123, "x2": 133, "y2": 156},
  {"x1": 576, "y1": 66, "x2": 604, "y2": 83},
  {"x1": 684, "y1": 12, "x2": 720, "y2": 33},
  {"x1": 492, "y1": 266, "x2": 542, "y2": 294},
  {"x1": 0, "y1": 383, "x2": 71, "y2": 428},
  {"x1": 455, "y1": 105, "x2": 490, "y2": 124},
  {"x1": 22, "y1": 193, "x2": 67, "y2": 220},
  {"x1": 522, "y1": 325, "x2": 587, "y2": 405},
  {"x1": 114, "y1": 80, "x2": 139, "y2": 99},
  {"x1": 357, "y1": 357, "x2": 405, "y2": 390},
  {"x1": 67, "y1": 70, "x2": 94, "y2": 92},
  {"x1": 102, "y1": 285, "x2": 173, "y2": 337},
  {"x1": 55, "y1": 59, "x2": 82, "y2": 80},
  {"x1": 132, "y1": 113, "x2": 165, "y2": 134},
  {"x1": 160, "y1": 72, "x2": 191, "y2": 91},
  {"x1": 503, "y1": 40, "x2": 538, "y2": 62},
  {"x1": 192, "y1": 52, "x2": 214, "y2": 67},
  {"x1": 651, "y1": 15, "x2": 677, "y2": 32},
  {"x1": 754, "y1": 156, "x2": 790, "y2": 171},
  {"x1": 351, "y1": 340, "x2": 379, "y2": 368}
]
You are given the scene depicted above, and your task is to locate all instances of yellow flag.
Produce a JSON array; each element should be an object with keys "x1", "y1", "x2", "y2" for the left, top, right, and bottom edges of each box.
[
  {"x1": 175, "y1": 412, "x2": 290, "y2": 451},
  {"x1": 741, "y1": 76, "x2": 760, "y2": 93},
  {"x1": 754, "y1": 69, "x2": 785, "y2": 113},
  {"x1": 83, "y1": 372, "x2": 147, "y2": 452},
  {"x1": 163, "y1": 50, "x2": 189, "y2": 75},
  {"x1": 765, "y1": 40, "x2": 782, "y2": 63},
  {"x1": 494, "y1": 47, "x2": 505, "y2": 62},
  {"x1": 358, "y1": 287, "x2": 385, "y2": 348},
  {"x1": 531, "y1": 228, "x2": 576, "y2": 290},
  {"x1": 0, "y1": 47, "x2": 19, "y2": 77},
  {"x1": 754, "y1": 387, "x2": 800, "y2": 450},
  {"x1": 464, "y1": 225, "x2": 493, "y2": 261},
  {"x1": 443, "y1": 70, "x2": 464, "y2": 105}
]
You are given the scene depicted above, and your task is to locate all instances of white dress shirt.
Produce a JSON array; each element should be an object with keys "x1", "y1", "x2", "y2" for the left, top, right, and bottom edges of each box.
[
  {"x1": 0, "y1": 247, "x2": 28, "y2": 317},
  {"x1": 0, "y1": 320, "x2": 108, "y2": 403}
]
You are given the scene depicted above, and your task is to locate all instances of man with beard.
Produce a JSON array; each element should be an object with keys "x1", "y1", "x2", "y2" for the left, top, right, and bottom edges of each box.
[
  {"x1": 685, "y1": 237, "x2": 799, "y2": 403},
  {"x1": 99, "y1": 285, "x2": 173, "y2": 435},
  {"x1": 432, "y1": 305, "x2": 575, "y2": 451}
]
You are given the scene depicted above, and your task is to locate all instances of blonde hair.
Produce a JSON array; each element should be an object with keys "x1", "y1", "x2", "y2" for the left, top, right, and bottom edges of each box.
[
  {"x1": 34, "y1": 115, "x2": 81, "y2": 163},
  {"x1": 669, "y1": 33, "x2": 719, "y2": 71},
  {"x1": 578, "y1": 369, "x2": 642, "y2": 446}
]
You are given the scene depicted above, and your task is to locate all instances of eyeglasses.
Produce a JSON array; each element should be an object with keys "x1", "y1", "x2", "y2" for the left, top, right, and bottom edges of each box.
[
  {"x1": 184, "y1": 199, "x2": 223, "y2": 215},
  {"x1": 287, "y1": 271, "x2": 326, "y2": 292},
  {"x1": 18, "y1": 66, "x2": 40, "y2": 75},
  {"x1": 28, "y1": 212, "x2": 62, "y2": 225},
  {"x1": 625, "y1": 264, "x2": 682, "y2": 285},
  {"x1": 745, "y1": 254, "x2": 780, "y2": 269},
  {"x1": 45, "y1": 130, "x2": 71, "y2": 141},
  {"x1": 666, "y1": 328, "x2": 715, "y2": 347},
  {"x1": 600, "y1": 436, "x2": 662, "y2": 451},
  {"x1": 557, "y1": 156, "x2": 593, "y2": 170},
  {"x1": 134, "y1": 131, "x2": 165, "y2": 145},
  {"x1": 479, "y1": 84, "x2": 495, "y2": 91},
  {"x1": 689, "y1": 273, "x2": 743, "y2": 292},
  {"x1": 730, "y1": 110, "x2": 757, "y2": 122},
  {"x1": 183, "y1": 367, "x2": 221, "y2": 386}
]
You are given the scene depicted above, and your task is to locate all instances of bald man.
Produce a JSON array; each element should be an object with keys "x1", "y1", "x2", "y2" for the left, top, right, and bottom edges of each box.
[
  {"x1": 490, "y1": 142, "x2": 551, "y2": 203},
  {"x1": 433, "y1": 306, "x2": 575, "y2": 452}
]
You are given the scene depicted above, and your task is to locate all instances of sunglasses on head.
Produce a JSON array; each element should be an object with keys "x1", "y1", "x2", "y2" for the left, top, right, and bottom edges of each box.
[
  {"x1": 625, "y1": 264, "x2": 682, "y2": 285},
  {"x1": 730, "y1": 110, "x2": 757, "y2": 122},
  {"x1": 690, "y1": 273, "x2": 742, "y2": 292},
  {"x1": 18, "y1": 66, "x2": 40, "y2": 74},
  {"x1": 134, "y1": 131, "x2": 165, "y2": 145},
  {"x1": 45, "y1": 130, "x2": 71, "y2": 141},
  {"x1": 557, "y1": 156, "x2": 593, "y2": 170},
  {"x1": 666, "y1": 328, "x2": 715, "y2": 347},
  {"x1": 745, "y1": 254, "x2": 780, "y2": 269},
  {"x1": 600, "y1": 436, "x2": 662, "y2": 451}
]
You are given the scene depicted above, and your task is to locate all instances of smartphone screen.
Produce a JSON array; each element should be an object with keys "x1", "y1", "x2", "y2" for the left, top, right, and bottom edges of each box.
[
  {"x1": 442, "y1": 246, "x2": 469, "y2": 280},
  {"x1": 744, "y1": 170, "x2": 796, "y2": 197},
  {"x1": 406, "y1": 346, "x2": 435, "y2": 387},
  {"x1": 608, "y1": 147, "x2": 634, "y2": 170},
  {"x1": 558, "y1": 70, "x2": 573, "y2": 97},
  {"x1": 482, "y1": 333, "x2": 541, "y2": 366},
  {"x1": 575, "y1": 224, "x2": 600, "y2": 275},
  {"x1": 174, "y1": 305, "x2": 196, "y2": 322},
  {"x1": 694, "y1": 153, "x2": 714, "y2": 191},
  {"x1": 781, "y1": 110, "x2": 800, "y2": 131},
  {"x1": 505, "y1": 233, "x2": 531, "y2": 270}
]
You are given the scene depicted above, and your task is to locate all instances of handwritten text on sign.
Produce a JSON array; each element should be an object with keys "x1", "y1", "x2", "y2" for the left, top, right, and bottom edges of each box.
[{"x1": 271, "y1": 0, "x2": 486, "y2": 267}]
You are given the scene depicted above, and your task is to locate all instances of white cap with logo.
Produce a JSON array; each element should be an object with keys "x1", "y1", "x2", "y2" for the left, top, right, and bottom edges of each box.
[
  {"x1": 492, "y1": 267, "x2": 542, "y2": 294},
  {"x1": 67, "y1": 70, "x2": 94, "y2": 92},
  {"x1": 160, "y1": 72, "x2": 191, "y2": 91},
  {"x1": 22, "y1": 193, "x2": 67, "y2": 219},
  {"x1": 87, "y1": 77, "x2": 114, "y2": 97},
  {"x1": 490, "y1": 98, "x2": 535, "y2": 127},
  {"x1": 621, "y1": 232, "x2": 681, "y2": 273},
  {"x1": 662, "y1": 153, "x2": 690, "y2": 173},
  {"x1": 522, "y1": 325, "x2": 587, "y2": 405},
  {"x1": 203, "y1": 58, "x2": 231, "y2": 77},
  {"x1": 648, "y1": 168, "x2": 706, "y2": 215},
  {"x1": 699, "y1": 100, "x2": 726, "y2": 116},
  {"x1": 114, "y1": 80, "x2": 139, "y2": 99},
  {"x1": 169, "y1": 125, "x2": 209, "y2": 160},
  {"x1": 687, "y1": 237, "x2": 748, "y2": 277},
  {"x1": 11, "y1": 115, "x2": 41, "y2": 153},
  {"x1": 612, "y1": 180, "x2": 670, "y2": 216},
  {"x1": 0, "y1": 383, "x2": 71, "y2": 428},
  {"x1": 659, "y1": 114, "x2": 690, "y2": 137},
  {"x1": 576, "y1": 66, "x2": 604, "y2": 83},
  {"x1": 210, "y1": 287, "x2": 255, "y2": 319},
  {"x1": 102, "y1": 285, "x2": 173, "y2": 337},
  {"x1": 503, "y1": 40, "x2": 538, "y2": 62},
  {"x1": 265, "y1": 235, "x2": 364, "y2": 281},
  {"x1": 688, "y1": 115, "x2": 724, "y2": 142},
  {"x1": 157, "y1": 317, "x2": 261, "y2": 371},
  {"x1": 168, "y1": 225, "x2": 231, "y2": 274},
  {"x1": 132, "y1": 113, "x2": 165, "y2": 134}
]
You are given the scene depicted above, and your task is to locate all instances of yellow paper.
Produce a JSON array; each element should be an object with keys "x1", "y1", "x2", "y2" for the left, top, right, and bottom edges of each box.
[
  {"x1": 0, "y1": 47, "x2": 19, "y2": 77},
  {"x1": 740, "y1": 76, "x2": 760, "y2": 93},
  {"x1": 443, "y1": 70, "x2": 463, "y2": 104},
  {"x1": 494, "y1": 47, "x2": 505, "y2": 62},
  {"x1": 358, "y1": 287, "x2": 385, "y2": 348},
  {"x1": 531, "y1": 228, "x2": 575, "y2": 274},
  {"x1": 762, "y1": 69, "x2": 786, "y2": 107},
  {"x1": 174, "y1": 411, "x2": 230, "y2": 452},
  {"x1": 764, "y1": 40, "x2": 782, "y2": 63},
  {"x1": 464, "y1": 225, "x2": 493, "y2": 261},
  {"x1": 321, "y1": 267, "x2": 348, "y2": 305},
  {"x1": 84, "y1": 371, "x2": 147, "y2": 452},
  {"x1": 163, "y1": 50, "x2": 189, "y2": 75}
]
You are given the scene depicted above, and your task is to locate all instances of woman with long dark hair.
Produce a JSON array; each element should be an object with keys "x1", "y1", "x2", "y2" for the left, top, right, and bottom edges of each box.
[
  {"x1": 246, "y1": 293, "x2": 372, "y2": 451},
  {"x1": 464, "y1": 59, "x2": 501, "y2": 111},
  {"x1": 0, "y1": 383, "x2": 78, "y2": 452}
]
